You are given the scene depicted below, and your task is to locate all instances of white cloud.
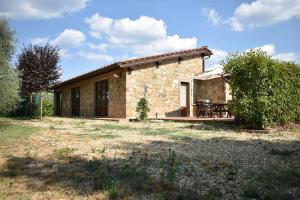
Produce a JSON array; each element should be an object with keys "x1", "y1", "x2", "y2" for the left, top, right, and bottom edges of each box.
[
  {"x1": 246, "y1": 44, "x2": 275, "y2": 55},
  {"x1": 77, "y1": 51, "x2": 113, "y2": 61},
  {"x1": 85, "y1": 13, "x2": 113, "y2": 37},
  {"x1": 202, "y1": 8, "x2": 221, "y2": 25},
  {"x1": 89, "y1": 31, "x2": 102, "y2": 39},
  {"x1": 59, "y1": 49, "x2": 72, "y2": 58},
  {"x1": 0, "y1": 0, "x2": 89, "y2": 20},
  {"x1": 206, "y1": 44, "x2": 298, "y2": 70},
  {"x1": 227, "y1": 18, "x2": 244, "y2": 32},
  {"x1": 229, "y1": 0, "x2": 300, "y2": 31},
  {"x1": 87, "y1": 43, "x2": 109, "y2": 52},
  {"x1": 273, "y1": 53, "x2": 296, "y2": 62},
  {"x1": 85, "y1": 13, "x2": 197, "y2": 56},
  {"x1": 246, "y1": 44, "x2": 297, "y2": 62},
  {"x1": 131, "y1": 35, "x2": 197, "y2": 56},
  {"x1": 52, "y1": 29, "x2": 85, "y2": 48},
  {"x1": 110, "y1": 16, "x2": 167, "y2": 45},
  {"x1": 206, "y1": 49, "x2": 228, "y2": 70}
]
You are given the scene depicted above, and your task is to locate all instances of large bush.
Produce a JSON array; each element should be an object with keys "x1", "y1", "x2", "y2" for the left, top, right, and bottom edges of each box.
[{"x1": 224, "y1": 50, "x2": 300, "y2": 129}]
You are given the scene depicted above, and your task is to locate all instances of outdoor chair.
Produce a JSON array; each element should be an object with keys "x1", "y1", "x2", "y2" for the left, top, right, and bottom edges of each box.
[{"x1": 196, "y1": 100, "x2": 212, "y2": 118}]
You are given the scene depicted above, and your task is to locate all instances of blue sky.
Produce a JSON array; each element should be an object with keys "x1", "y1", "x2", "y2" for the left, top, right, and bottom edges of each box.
[{"x1": 1, "y1": 0, "x2": 300, "y2": 80}]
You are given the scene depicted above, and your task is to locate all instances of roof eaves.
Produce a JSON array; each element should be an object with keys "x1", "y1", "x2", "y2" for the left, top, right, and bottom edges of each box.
[{"x1": 51, "y1": 63, "x2": 120, "y2": 89}]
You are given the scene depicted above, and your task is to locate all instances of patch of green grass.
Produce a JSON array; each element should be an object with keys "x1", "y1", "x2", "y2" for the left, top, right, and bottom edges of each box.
[
  {"x1": 76, "y1": 131, "x2": 119, "y2": 139},
  {"x1": 0, "y1": 121, "x2": 37, "y2": 145},
  {"x1": 142, "y1": 128, "x2": 177, "y2": 136},
  {"x1": 54, "y1": 147, "x2": 77, "y2": 159},
  {"x1": 183, "y1": 121, "x2": 240, "y2": 132},
  {"x1": 92, "y1": 123, "x2": 135, "y2": 131},
  {"x1": 48, "y1": 125, "x2": 67, "y2": 130}
]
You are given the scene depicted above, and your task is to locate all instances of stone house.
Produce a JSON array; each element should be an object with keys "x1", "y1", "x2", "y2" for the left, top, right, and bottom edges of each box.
[{"x1": 52, "y1": 47, "x2": 231, "y2": 119}]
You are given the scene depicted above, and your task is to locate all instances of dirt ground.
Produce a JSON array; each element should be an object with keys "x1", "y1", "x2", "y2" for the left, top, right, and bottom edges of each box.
[{"x1": 0, "y1": 117, "x2": 299, "y2": 200}]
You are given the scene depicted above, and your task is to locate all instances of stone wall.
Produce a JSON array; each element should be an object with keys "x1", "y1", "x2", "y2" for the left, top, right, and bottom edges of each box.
[
  {"x1": 125, "y1": 55, "x2": 204, "y2": 118},
  {"x1": 193, "y1": 77, "x2": 227, "y2": 103},
  {"x1": 54, "y1": 69, "x2": 126, "y2": 118},
  {"x1": 225, "y1": 82, "x2": 232, "y2": 102}
]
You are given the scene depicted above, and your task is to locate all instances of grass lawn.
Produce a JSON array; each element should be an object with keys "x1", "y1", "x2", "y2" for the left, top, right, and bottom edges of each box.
[{"x1": 0, "y1": 117, "x2": 299, "y2": 200}]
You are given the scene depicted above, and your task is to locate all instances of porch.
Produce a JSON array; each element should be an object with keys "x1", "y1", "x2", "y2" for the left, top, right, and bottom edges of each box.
[{"x1": 188, "y1": 68, "x2": 232, "y2": 118}]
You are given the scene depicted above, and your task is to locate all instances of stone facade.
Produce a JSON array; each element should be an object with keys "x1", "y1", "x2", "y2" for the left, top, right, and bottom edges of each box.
[
  {"x1": 125, "y1": 55, "x2": 203, "y2": 118},
  {"x1": 55, "y1": 69, "x2": 126, "y2": 118},
  {"x1": 54, "y1": 54, "x2": 231, "y2": 119},
  {"x1": 193, "y1": 77, "x2": 227, "y2": 103}
]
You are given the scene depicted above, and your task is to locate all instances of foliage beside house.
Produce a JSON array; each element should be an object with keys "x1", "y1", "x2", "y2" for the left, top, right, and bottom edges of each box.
[{"x1": 224, "y1": 50, "x2": 300, "y2": 129}]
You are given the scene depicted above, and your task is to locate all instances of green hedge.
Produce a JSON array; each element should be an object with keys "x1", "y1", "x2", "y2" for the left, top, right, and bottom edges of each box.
[{"x1": 224, "y1": 50, "x2": 300, "y2": 129}]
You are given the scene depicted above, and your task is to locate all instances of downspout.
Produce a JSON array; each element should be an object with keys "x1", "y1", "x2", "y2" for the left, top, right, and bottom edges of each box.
[{"x1": 202, "y1": 55, "x2": 211, "y2": 73}]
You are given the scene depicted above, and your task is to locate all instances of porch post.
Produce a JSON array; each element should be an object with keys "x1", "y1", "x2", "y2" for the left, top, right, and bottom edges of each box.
[{"x1": 190, "y1": 76, "x2": 194, "y2": 117}]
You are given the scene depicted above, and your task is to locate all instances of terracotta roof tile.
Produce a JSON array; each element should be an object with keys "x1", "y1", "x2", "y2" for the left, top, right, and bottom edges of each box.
[{"x1": 52, "y1": 46, "x2": 212, "y2": 89}]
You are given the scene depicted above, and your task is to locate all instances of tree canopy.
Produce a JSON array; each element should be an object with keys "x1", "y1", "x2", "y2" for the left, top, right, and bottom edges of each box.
[
  {"x1": 16, "y1": 44, "x2": 62, "y2": 95},
  {"x1": 224, "y1": 50, "x2": 300, "y2": 129},
  {"x1": 0, "y1": 17, "x2": 20, "y2": 115}
]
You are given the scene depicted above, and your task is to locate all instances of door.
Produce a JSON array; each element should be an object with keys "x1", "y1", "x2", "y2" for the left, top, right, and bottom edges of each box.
[
  {"x1": 180, "y1": 82, "x2": 190, "y2": 116},
  {"x1": 54, "y1": 91, "x2": 62, "y2": 116},
  {"x1": 71, "y1": 87, "x2": 80, "y2": 117},
  {"x1": 95, "y1": 80, "x2": 109, "y2": 117}
]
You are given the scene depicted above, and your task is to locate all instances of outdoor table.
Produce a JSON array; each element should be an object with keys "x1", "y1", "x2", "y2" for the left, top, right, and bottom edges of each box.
[{"x1": 212, "y1": 103, "x2": 229, "y2": 118}]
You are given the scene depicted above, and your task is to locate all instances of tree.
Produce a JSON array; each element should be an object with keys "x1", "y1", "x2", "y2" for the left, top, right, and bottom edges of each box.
[
  {"x1": 0, "y1": 17, "x2": 20, "y2": 115},
  {"x1": 16, "y1": 44, "x2": 62, "y2": 94},
  {"x1": 223, "y1": 50, "x2": 300, "y2": 129},
  {"x1": 16, "y1": 44, "x2": 61, "y2": 118}
]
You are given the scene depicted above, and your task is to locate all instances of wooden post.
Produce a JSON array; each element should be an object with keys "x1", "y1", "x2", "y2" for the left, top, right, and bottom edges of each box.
[
  {"x1": 30, "y1": 93, "x2": 32, "y2": 117},
  {"x1": 40, "y1": 93, "x2": 42, "y2": 119}
]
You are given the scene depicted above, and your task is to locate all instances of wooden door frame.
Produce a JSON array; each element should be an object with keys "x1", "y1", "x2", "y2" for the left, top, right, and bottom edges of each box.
[
  {"x1": 95, "y1": 80, "x2": 109, "y2": 117},
  {"x1": 71, "y1": 86, "x2": 80, "y2": 117},
  {"x1": 180, "y1": 82, "x2": 190, "y2": 117},
  {"x1": 54, "y1": 91, "x2": 62, "y2": 116}
]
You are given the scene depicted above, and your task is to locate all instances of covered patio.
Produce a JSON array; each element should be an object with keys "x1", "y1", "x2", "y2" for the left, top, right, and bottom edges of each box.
[{"x1": 190, "y1": 68, "x2": 232, "y2": 118}]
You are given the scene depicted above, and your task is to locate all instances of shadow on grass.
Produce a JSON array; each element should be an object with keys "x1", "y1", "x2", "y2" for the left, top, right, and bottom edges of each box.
[
  {"x1": 181, "y1": 121, "x2": 243, "y2": 132},
  {"x1": 1, "y1": 137, "x2": 300, "y2": 199}
]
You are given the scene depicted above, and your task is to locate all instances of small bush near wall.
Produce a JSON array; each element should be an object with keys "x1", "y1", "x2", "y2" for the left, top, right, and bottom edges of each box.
[
  {"x1": 136, "y1": 86, "x2": 150, "y2": 121},
  {"x1": 223, "y1": 50, "x2": 300, "y2": 129},
  {"x1": 42, "y1": 92, "x2": 54, "y2": 116}
]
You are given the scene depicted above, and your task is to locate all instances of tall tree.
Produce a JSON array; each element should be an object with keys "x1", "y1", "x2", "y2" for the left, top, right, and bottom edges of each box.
[
  {"x1": 0, "y1": 17, "x2": 20, "y2": 115},
  {"x1": 16, "y1": 44, "x2": 62, "y2": 94}
]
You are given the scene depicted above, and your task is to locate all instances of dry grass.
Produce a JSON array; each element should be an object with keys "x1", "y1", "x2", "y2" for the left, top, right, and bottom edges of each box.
[{"x1": 0, "y1": 117, "x2": 299, "y2": 200}]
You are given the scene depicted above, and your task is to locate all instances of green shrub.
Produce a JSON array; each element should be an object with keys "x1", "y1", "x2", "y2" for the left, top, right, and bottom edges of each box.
[
  {"x1": 224, "y1": 50, "x2": 300, "y2": 129},
  {"x1": 42, "y1": 92, "x2": 54, "y2": 116},
  {"x1": 136, "y1": 86, "x2": 150, "y2": 121}
]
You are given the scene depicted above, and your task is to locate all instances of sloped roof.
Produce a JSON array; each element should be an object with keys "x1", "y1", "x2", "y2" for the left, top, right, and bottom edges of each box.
[
  {"x1": 194, "y1": 68, "x2": 228, "y2": 80},
  {"x1": 52, "y1": 46, "x2": 212, "y2": 89}
]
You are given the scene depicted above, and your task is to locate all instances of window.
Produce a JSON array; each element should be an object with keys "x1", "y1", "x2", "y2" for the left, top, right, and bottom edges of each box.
[
  {"x1": 55, "y1": 91, "x2": 62, "y2": 116},
  {"x1": 95, "y1": 80, "x2": 109, "y2": 117},
  {"x1": 71, "y1": 87, "x2": 80, "y2": 116}
]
